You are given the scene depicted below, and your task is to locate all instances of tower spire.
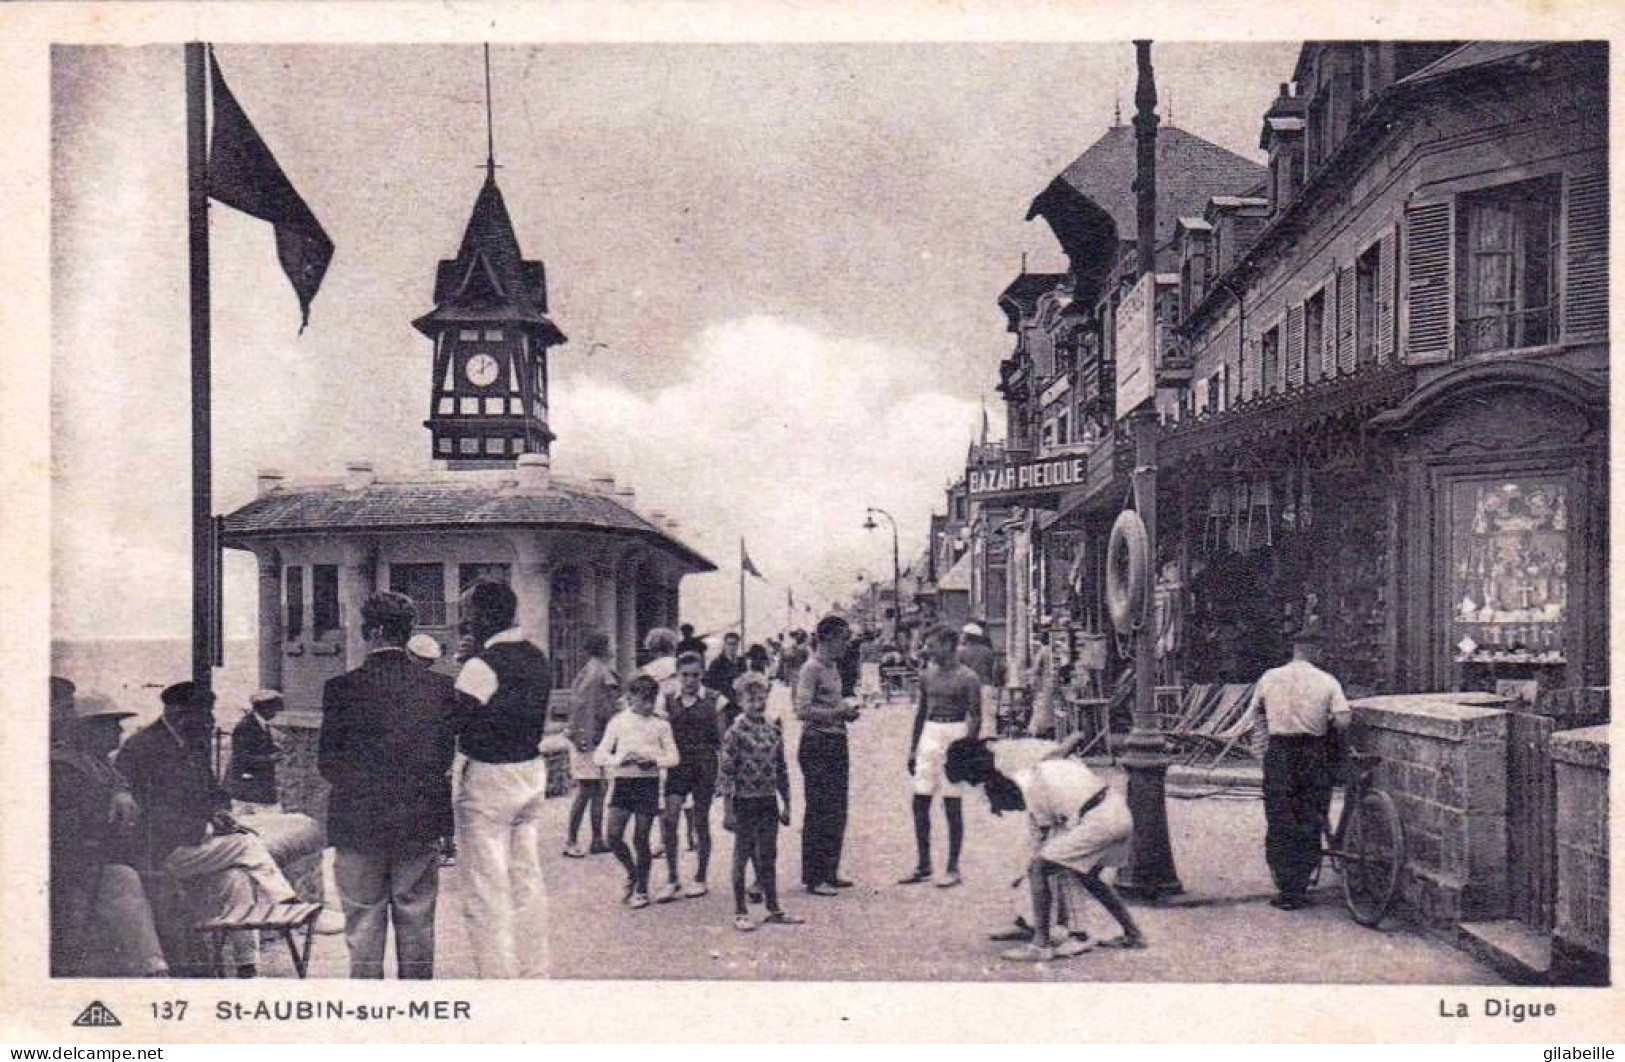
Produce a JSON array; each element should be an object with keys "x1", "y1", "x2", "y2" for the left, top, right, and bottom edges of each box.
[{"x1": 484, "y1": 43, "x2": 496, "y2": 180}]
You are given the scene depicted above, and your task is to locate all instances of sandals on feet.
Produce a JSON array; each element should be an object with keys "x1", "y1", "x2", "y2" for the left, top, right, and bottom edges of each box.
[
  {"x1": 763, "y1": 910, "x2": 805, "y2": 925},
  {"x1": 734, "y1": 915, "x2": 756, "y2": 932}
]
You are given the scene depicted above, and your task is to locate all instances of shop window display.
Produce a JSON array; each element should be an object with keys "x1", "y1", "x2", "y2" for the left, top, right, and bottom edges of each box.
[{"x1": 1450, "y1": 477, "x2": 1568, "y2": 665}]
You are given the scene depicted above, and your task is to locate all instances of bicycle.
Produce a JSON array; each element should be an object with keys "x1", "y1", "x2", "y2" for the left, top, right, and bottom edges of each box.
[{"x1": 1317, "y1": 748, "x2": 1406, "y2": 928}]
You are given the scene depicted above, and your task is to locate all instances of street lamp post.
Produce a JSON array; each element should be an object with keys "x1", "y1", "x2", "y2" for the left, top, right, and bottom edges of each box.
[
  {"x1": 864, "y1": 507, "x2": 903, "y2": 648},
  {"x1": 1115, "y1": 38, "x2": 1183, "y2": 900}
]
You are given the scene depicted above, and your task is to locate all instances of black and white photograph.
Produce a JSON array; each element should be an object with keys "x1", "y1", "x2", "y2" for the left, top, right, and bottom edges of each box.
[{"x1": 5, "y1": 3, "x2": 1620, "y2": 1044}]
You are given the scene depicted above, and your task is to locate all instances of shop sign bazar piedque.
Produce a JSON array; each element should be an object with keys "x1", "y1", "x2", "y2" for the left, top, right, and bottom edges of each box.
[{"x1": 967, "y1": 454, "x2": 1088, "y2": 507}]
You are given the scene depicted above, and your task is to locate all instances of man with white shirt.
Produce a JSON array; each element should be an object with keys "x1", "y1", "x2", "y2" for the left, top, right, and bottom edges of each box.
[
  {"x1": 453, "y1": 578, "x2": 552, "y2": 977},
  {"x1": 1247, "y1": 629, "x2": 1349, "y2": 911}
]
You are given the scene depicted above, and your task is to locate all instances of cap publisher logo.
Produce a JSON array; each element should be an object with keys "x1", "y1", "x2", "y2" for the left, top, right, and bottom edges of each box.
[{"x1": 71, "y1": 1000, "x2": 122, "y2": 1028}]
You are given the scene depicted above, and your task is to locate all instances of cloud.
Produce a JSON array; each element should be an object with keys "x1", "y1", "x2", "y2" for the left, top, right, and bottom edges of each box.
[
  {"x1": 52, "y1": 314, "x2": 977, "y2": 643},
  {"x1": 551, "y1": 315, "x2": 978, "y2": 634}
]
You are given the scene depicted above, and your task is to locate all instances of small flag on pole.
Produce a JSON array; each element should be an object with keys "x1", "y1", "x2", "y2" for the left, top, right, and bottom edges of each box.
[
  {"x1": 207, "y1": 51, "x2": 334, "y2": 332},
  {"x1": 741, "y1": 539, "x2": 764, "y2": 580},
  {"x1": 980, "y1": 399, "x2": 990, "y2": 445}
]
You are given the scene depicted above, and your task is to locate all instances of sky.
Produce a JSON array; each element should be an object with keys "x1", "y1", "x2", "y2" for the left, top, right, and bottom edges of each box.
[{"x1": 51, "y1": 41, "x2": 1298, "y2": 640}]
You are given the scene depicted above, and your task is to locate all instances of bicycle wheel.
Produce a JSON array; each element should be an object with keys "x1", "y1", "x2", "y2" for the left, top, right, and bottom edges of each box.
[{"x1": 1340, "y1": 787, "x2": 1405, "y2": 927}]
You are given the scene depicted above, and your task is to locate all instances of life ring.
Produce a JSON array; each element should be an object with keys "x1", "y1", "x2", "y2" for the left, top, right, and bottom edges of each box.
[{"x1": 1106, "y1": 510, "x2": 1149, "y2": 635}]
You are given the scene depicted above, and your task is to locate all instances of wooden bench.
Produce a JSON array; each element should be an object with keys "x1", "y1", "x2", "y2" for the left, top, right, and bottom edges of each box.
[{"x1": 194, "y1": 900, "x2": 322, "y2": 978}]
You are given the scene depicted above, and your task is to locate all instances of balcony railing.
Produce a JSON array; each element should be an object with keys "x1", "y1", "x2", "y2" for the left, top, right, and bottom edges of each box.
[{"x1": 1455, "y1": 305, "x2": 1556, "y2": 357}]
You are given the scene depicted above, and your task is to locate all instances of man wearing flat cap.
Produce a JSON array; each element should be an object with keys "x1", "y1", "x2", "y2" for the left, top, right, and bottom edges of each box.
[
  {"x1": 50, "y1": 677, "x2": 168, "y2": 976},
  {"x1": 117, "y1": 679, "x2": 301, "y2": 977},
  {"x1": 227, "y1": 691, "x2": 285, "y2": 815},
  {"x1": 1247, "y1": 628, "x2": 1350, "y2": 910}
]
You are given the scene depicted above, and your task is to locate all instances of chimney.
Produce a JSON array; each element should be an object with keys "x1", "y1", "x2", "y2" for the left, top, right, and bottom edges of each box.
[
  {"x1": 514, "y1": 452, "x2": 551, "y2": 494},
  {"x1": 591, "y1": 473, "x2": 616, "y2": 494},
  {"x1": 615, "y1": 484, "x2": 636, "y2": 509},
  {"x1": 344, "y1": 461, "x2": 375, "y2": 490},
  {"x1": 256, "y1": 469, "x2": 285, "y2": 496},
  {"x1": 1133, "y1": 39, "x2": 1160, "y2": 280}
]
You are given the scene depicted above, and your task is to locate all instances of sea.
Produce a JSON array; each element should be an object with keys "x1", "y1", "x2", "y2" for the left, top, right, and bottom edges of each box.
[{"x1": 51, "y1": 636, "x2": 261, "y2": 730}]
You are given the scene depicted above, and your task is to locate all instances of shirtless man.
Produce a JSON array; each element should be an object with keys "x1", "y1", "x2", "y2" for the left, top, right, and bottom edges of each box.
[{"x1": 899, "y1": 625, "x2": 982, "y2": 888}]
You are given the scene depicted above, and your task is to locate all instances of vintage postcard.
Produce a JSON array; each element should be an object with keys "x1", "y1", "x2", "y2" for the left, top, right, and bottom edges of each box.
[{"x1": 2, "y1": 0, "x2": 1622, "y2": 1045}]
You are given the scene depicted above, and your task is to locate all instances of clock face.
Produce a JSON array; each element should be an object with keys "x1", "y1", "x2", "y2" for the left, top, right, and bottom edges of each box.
[{"x1": 465, "y1": 353, "x2": 501, "y2": 388}]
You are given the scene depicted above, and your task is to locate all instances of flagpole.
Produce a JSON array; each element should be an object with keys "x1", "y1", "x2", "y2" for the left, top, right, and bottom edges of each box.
[
  {"x1": 186, "y1": 42, "x2": 213, "y2": 693},
  {"x1": 739, "y1": 541, "x2": 747, "y2": 645}
]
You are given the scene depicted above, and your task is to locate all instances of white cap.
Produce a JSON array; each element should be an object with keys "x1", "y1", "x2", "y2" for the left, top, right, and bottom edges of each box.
[
  {"x1": 406, "y1": 634, "x2": 443, "y2": 662},
  {"x1": 962, "y1": 622, "x2": 985, "y2": 639}
]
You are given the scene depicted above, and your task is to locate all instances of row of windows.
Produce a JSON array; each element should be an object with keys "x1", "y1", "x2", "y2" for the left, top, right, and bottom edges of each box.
[
  {"x1": 435, "y1": 435, "x2": 530, "y2": 457},
  {"x1": 283, "y1": 565, "x2": 339, "y2": 641},
  {"x1": 383, "y1": 561, "x2": 595, "y2": 687},
  {"x1": 437, "y1": 396, "x2": 530, "y2": 417},
  {"x1": 1193, "y1": 235, "x2": 1391, "y2": 416},
  {"x1": 457, "y1": 329, "x2": 506, "y2": 342}
]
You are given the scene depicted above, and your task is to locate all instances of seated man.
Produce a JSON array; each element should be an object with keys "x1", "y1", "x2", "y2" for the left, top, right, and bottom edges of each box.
[
  {"x1": 116, "y1": 680, "x2": 310, "y2": 977},
  {"x1": 227, "y1": 690, "x2": 285, "y2": 816},
  {"x1": 945, "y1": 736, "x2": 1146, "y2": 963},
  {"x1": 49, "y1": 677, "x2": 168, "y2": 977}
]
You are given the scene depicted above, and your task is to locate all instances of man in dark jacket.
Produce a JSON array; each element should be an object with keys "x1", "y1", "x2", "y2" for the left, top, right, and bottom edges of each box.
[
  {"x1": 227, "y1": 690, "x2": 284, "y2": 813},
  {"x1": 704, "y1": 632, "x2": 746, "y2": 705},
  {"x1": 319, "y1": 591, "x2": 458, "y2": 979},
  {"x1": 675, "y1": 623, "x2": 708, "y2": 660},
  {"x1": 117, "y1": 680, "x2": 301, "y2": 977}
]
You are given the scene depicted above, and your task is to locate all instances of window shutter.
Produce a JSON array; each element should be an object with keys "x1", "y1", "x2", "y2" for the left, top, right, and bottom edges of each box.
[
  {"x1": 1402, "y1": 200, "x2": 1454, "y2": 363},
  {"x1": 1242, "y1": 336, "x2": 1259, "y2": 401},
  {"x1": 1321, "y1": 281, "x2": 1338, "y2": 378},
  {"x1": 1286, "y1": 304, "x2": 1306, "y2": 388},
  {"x1": 1337, "y1": 265, "x2": 1356, "y2": 374},
  {"x1": 1376, "y1": 230, "x2": 1396, "y2": 363},
  {"x1": 1563, "y1": 171, "x2": 1608, "y2": 341}
]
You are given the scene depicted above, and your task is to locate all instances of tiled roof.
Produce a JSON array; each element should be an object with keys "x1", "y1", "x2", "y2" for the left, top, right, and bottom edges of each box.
[
  {"x1": 1030, "y1": 125, "x2": 1265, "y2": 251},
  {"x1": 222, "y1": 476, "x2": 715, "y2": 572},
  {"x1": 999, "y1": 272, "x2": 1068, "y2": 307}
]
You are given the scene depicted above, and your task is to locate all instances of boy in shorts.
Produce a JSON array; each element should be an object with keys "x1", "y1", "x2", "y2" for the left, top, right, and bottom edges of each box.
[
  {"x1": 656, "y1": 651, "x2": 727, "y2": 901},
  {"x1": 899, "y1": 625, "x2": 982, "y2": 888},
  {"x1": 595, "y1": 675, "x2": 679, "y2": 909}
]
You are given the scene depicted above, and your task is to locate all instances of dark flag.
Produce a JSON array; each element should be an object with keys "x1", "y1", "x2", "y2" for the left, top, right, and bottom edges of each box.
[
  {"x1": 206, "y1": 52, "x2": 333, "y2": 331},
  {"x1": 741, "y1": 539, "x2": 765, "y2": 580}
]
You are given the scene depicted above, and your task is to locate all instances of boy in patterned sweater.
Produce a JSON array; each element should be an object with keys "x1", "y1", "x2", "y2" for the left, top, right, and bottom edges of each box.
[{"x1": 719, "y1": 672, "x2": 803, "y2": 932}]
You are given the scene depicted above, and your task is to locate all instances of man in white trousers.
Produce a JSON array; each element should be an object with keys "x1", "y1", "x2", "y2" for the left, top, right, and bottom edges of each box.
[{"x1": 453, "y1": 579, "x2": 553, "y2": 978}]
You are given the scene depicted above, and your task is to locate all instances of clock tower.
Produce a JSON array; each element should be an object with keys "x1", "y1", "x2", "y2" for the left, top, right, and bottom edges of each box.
[{"x1": 414, "y1": 161, "x2": 566, "y2": 467}]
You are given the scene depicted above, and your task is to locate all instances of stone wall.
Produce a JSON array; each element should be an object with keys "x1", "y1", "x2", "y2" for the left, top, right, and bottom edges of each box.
[
  {"x1": 1351, "y1": 696, "x2": 1510, "y2": 927},
  {"x1": 272, "y1": 711, "x2": 330, "y2": 829},
  {"x1": 1551, "y1": 725, "x2": 1609, "y2": 985},
  {"x1": 274, "y1": 712, "x2": 574, "y2": 815}
]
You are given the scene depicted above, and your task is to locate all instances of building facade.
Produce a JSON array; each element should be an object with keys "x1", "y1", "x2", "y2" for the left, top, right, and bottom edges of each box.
[
  {"x1": 1164, "y1": 41, "x2": 1608, "y2": 695},
  {"x1": 966, "y1": 41, "x2": 1607, "y2": 705}
]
